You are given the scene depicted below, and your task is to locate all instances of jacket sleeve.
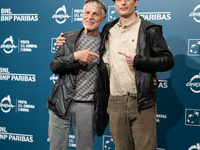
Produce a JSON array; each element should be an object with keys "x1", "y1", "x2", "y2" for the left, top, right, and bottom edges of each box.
[
  {"x1": 50, "y1": 36, "x2": 78, "y2": 74},
  {"x1": 134, "y1": 26, "x2": 174, "y2": 73}
]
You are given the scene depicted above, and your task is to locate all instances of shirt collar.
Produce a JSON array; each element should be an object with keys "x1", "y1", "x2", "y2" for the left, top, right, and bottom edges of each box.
[{"x1": 117, "y1": 13, "x2": 140, "y2": 29}]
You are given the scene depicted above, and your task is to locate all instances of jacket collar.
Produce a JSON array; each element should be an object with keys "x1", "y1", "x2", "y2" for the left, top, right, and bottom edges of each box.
[
  {"x1": 66, "y1": 28, "x2": 84, "y2": 45},
  {"x1": 104, "y1": 16, "x2": 162, "y2": 34}
]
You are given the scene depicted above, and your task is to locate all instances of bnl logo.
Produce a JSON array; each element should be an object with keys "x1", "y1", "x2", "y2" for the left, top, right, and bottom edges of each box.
[
  {"x1": 185, "y1": 109, "x2": 200, "y2": 126},
  {"x1": 188, "y1": 39, "x2": 200, "y2": 56},
  {"x1": 108, "y1": 6, "x2": 119, "y2": 21}
]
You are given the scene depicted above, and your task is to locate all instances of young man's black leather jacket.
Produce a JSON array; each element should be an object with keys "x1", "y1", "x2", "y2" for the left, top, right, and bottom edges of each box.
[
  {"x1": 46, "y1": 28, "x2": 110, "y2": 137},
  {"x1": 100, "y1": 17, "x2": 174, "y2": 111}
]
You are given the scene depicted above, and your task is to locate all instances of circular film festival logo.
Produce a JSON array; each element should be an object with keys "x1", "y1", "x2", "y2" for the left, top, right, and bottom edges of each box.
[
  {"x1": 189, "y1": 143, "x2": 200, "y2": 150},
  {"x1": 0, "y1": 95, "x2": 15, "y2": 113},
  {"x1": 186, "y1": 73, "x2": 200, "y2": 93},
  {"x1": 189, "y1": 4, "x2": 200, "y2": 23},
  {"x1": 52, "y1": 5, "x2": 71, "y2": 24},
  {"x1": 0, "y1": 36, "x2": 18, "y2": 54},
  {"x1": 50, "y1": 74, "x2": 58, "y2": 84}
]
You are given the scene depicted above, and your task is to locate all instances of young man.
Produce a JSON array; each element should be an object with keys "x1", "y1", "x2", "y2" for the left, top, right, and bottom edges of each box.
[
  {"x1": 46, "y1": 1, "x2": 109, "y2": 150},
  {"x1": 100, "y1": 0, "x2": 174, "y2": 149}
]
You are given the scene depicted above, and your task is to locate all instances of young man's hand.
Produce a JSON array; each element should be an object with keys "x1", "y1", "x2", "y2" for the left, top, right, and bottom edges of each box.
[{"x1": 118, "y1": 51, "x2": 136, "y2": 67}]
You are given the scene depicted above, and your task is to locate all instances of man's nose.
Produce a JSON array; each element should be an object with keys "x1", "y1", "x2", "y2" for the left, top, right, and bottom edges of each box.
[
  {"x1": 88, "y1": 13, "x2": 93, "y2": 19},
  {"x1": 121, "y1": 0, "x2": 126, "y2": 5}
]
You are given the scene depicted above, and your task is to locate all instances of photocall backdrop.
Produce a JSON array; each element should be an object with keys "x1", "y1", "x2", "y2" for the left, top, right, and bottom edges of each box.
[{"x1": 0, "y1": 0, "x2": 200, "y2": 150}]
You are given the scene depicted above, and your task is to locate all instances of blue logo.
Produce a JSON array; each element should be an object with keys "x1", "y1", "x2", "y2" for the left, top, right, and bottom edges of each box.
[
  {"x1": 103, "y1": 135, "x2": 115, "y2": 150},
  {"x1": 185, "y1": 109, "x2": 200, "y2": 126},
  {"x1": 108, "y1": 6, "x2": 118, "y2": 21},
  {"x1": 188, "y1": 39, "x2": 200, "y2": 56},
  {"x1": 51, "y1": 38, "x2": 57, "y2": 53}
]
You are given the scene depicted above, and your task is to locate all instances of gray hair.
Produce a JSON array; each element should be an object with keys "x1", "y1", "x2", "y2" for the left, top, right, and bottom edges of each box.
[{"x1": 83, "y1": 0, "x2": 107, "y2": 17}]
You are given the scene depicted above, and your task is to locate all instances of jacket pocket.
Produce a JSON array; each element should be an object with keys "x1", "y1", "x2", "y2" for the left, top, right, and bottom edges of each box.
[{"x1": 47, "y1": 83, "x2": 67, "y2": 116}]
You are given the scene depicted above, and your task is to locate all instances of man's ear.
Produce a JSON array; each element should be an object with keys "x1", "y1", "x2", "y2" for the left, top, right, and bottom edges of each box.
[
  {"x1": 101, "y1": 16, "x2": 106, "y2": 23},
  {"x1": 135, "y1": 0, "x2": 139, "y2": 8},
  {"x1": 114, "y1": 3, "x2": 116, "y2": 9}
]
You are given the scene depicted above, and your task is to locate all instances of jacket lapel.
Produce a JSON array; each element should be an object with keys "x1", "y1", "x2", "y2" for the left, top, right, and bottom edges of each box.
[{"x1": 66, "y1": 28, "x2": 84, "y2": 53}]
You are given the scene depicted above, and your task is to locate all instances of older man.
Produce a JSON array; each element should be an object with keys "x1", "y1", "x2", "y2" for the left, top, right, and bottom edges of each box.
[{"x1": 46, "y1": 0, "x2": 109, "y2": 150}]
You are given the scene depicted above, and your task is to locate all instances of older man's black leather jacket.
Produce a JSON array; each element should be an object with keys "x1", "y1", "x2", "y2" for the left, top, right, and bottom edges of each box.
[
  {"x1": 46, "y1": 28, "x2": 110, "y2": 137},
  {"x1": 100, "y1": 17, "x2": 174, "y2": 111}
]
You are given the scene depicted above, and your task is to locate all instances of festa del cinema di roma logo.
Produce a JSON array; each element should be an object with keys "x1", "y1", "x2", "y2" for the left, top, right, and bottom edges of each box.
[
  {"x1": 188, "y1": 143, "x2": 200, "y2": 150},
  {"x1": 0, "y1": 95, "x2": 35, "y2": 113},
  {"x1": 189, "y1": 4, "x2": 200, "y2": 23},
  {"x1": 0, "y1": 36, "x2": 18, "y2": 54},
  {"x1": 0, "y1": 95, "x2": 15, "y2": 113},
  {"x1": 52, "y1": 5, "x2": 71, "y2": 24},
  {"x1": 186, "y1": 73, "x2": 200, "y2": 93},
  {"x1": 0, "y1": 36, "x2": 38, "y2": 54}
]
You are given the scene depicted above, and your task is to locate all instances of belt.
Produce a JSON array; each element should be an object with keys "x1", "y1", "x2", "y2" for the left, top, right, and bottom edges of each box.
[{"x1": 109, "y1": 92, "x2": 137, "y2": 101}]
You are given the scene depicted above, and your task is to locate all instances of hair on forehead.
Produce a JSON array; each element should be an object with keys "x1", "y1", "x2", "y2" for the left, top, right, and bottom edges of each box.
[
  {"x1": 112, "y1": 0, "x2": 138, "y2": 1},
  {"x1": 84, "y1": 0, "x2": 107, "y2": 17}
]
